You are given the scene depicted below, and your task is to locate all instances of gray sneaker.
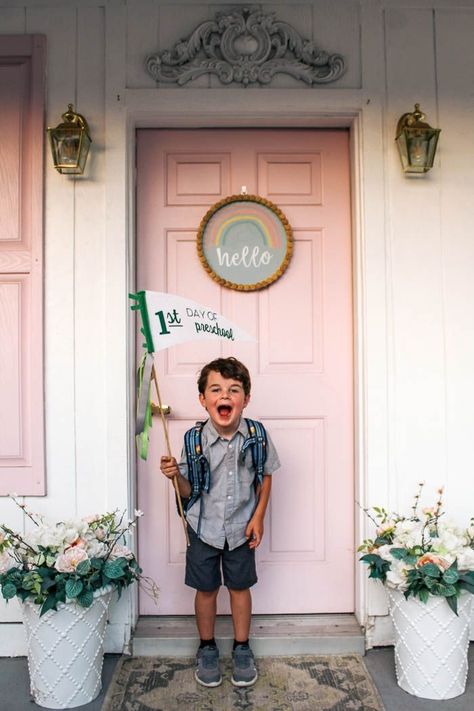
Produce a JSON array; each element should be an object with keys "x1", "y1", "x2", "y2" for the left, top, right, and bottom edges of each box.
[
  {"x1": 195, "y1": 645, "x2": 222, "y2": 687},
  {"x1": 231, "y1": 644, "x2": 258, "y2": 687}
]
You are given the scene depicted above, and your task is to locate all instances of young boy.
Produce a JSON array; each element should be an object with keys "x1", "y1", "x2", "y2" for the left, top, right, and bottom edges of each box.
[{"x1": 160, "y1": 357, "x2": 280, "y2": 688}]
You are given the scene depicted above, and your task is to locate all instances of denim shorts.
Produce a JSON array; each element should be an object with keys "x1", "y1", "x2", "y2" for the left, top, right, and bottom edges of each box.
[{"x1": 185, "y1": 526, "x2": 257, "y2": 591}]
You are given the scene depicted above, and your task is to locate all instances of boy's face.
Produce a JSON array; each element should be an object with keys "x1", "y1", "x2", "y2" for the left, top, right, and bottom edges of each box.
[{"x1": 199, "y1": 370, "x2": 250, "y2": 437}]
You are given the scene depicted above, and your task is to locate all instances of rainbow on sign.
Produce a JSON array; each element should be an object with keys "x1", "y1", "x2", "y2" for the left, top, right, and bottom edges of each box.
[{"x1": 198, "y1": 196, "x2": 292, "y2": 290}]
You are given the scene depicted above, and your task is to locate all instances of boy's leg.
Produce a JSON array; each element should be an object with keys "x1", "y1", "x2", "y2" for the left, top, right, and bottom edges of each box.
[
  {"x1": 184, "y1": 528, "x2": 223, "y2": 687},
  {"x1": 194, "y1": 589, "x2": 222, "y2": 687},
  {"x1": 224, "y1": 540, "x2": 258, "y2": 688},
  {"x1": 228, "y1": 587, "x2": 252, "y2": 643},
  {"x1": 195, "y1": 588, "x2": 219, "y2": 640},
  {"x1": 229, "y1": 590, "x2": 258, "y2": 688}
]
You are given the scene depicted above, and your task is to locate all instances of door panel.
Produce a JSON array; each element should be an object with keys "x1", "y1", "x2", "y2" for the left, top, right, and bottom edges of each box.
[{"x1": 136, "y1": 128, "x2": 353, "y2": 614}]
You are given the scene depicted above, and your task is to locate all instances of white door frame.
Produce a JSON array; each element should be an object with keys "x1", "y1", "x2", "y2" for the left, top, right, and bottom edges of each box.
[{"x1": 104, "y1": 88, "x2": 389, "y2": 637}]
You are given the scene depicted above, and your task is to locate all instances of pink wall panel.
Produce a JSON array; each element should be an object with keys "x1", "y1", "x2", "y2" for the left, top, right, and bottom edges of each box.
[
  {"x1": 0, "y1": 281, "x2": 22, "y2": 456},
  {"x1": 0, "y1": 64, "x2": 24, "y2": 242},
  {"x1": 0, "y1": 36, "x2": 45, "y2": 495}
]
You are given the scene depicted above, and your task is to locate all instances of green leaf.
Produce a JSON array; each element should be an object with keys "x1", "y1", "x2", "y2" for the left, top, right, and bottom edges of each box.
[
  {"x1": 443, "y1": 568, "x2": 459, "y2": 585},
  {"x1": 76, "y1": 559, "x2": 91, "y2": 576},
  {"x1": 360, "y1": 553, "x2": 375, "y2": 563},
  {"x1": 40, "y1": 595, "x2": 58, "y2": 617},
  {"x1": 103, "y1": 560, "x2": 126, "y2": 580},
  {"x1": 41, "y1": 577, "x2": 56, "y2": 592},
  {"x1": 418, "y1": 588, "x2": 430, "y2": 603},
  {"x1": 445, "y1": 595, "x2": 458, "y2": 616},
  {"x1": 77, "y1": 589, "x2": 93, "y2": 608},
  {"x1": 65, "y1": 579, "x2": 83, "y2": 599},
  {"x1": 437, "y1": 584, "x2": 457, "y2": 597},
  {"x1": 389, "y1": 548, "x2": 408, "y2": 560},
  {"x1": 1, "y1": 582, "x2": 17, "y2": 600},
  {"x1": 90, "y1": 558, "x2": 104, "y2": 570},
  {"x1": 420, "y1": 563, "x2": 441, "y2": 578}
]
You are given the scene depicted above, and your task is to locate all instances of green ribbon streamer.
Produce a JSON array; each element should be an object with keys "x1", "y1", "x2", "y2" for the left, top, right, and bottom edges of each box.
[
  {"x1": 130, "y1": 292, "x2": 156, "y2": 460},
  {"x1": 135, "y1": 352, "x2": 153, "y2": 460}
]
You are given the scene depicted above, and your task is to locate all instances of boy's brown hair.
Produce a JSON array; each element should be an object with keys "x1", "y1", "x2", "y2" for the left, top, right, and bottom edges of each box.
[{"x1": 198, "y1": 357, "x2": 251, "y2": 396}]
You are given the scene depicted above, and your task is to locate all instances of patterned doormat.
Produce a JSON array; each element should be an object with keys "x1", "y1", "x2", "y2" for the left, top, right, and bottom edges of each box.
[{"x1": 102, "y1": 655, "x2": 384, "y2": 711}]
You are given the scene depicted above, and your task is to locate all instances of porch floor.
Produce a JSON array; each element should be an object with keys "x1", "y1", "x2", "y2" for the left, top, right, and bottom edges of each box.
[
  {"x1": 132, "y1": 613, "x2": 366, "y2": 656},
  {"x1": 2, "y1": 646, "x2": 474, "y2": 710}
]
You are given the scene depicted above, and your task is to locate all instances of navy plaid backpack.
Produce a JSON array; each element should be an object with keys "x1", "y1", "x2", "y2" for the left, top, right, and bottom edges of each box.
[{"x1": 180, "y1": 418, "x2": 268, "y2": 513}]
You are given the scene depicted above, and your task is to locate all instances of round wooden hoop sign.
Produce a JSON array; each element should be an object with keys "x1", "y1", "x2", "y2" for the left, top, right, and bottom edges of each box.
[{"x1": 197, "y1": 194, "x2": 293, "y2": 291}]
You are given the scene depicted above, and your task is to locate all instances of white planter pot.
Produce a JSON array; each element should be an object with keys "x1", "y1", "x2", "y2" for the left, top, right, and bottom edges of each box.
[
  {"x1": 22, "y1": 586, "x2": 114, "y2": 709},
  {"x1": 388, "y1": 588, "x2": 473, "y2": 700}
]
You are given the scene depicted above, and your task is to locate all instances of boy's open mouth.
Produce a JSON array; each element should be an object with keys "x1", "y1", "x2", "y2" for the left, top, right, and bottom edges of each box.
[{"x1": 217, "y1": 404, "x2": 232, "y2": 418}]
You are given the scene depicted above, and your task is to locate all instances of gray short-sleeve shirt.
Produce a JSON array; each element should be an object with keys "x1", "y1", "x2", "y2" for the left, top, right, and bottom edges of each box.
[{"x1": 179, "y1": 418, "x2": 280, "y2": 550}]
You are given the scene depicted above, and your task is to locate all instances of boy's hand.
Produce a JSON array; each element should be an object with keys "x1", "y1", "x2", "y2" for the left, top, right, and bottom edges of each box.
[
  {"x1": 246, "y1": 516, "x2": 264, "y2": 549},
  {"x1": 160, "y1": 456, "x2": 179, "y2": 480}
]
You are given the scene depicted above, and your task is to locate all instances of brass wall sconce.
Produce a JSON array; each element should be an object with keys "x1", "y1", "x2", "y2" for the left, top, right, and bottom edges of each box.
[
  {"x1": 395, "y1": 103, "x2": 441, "y2": 174},
  {"x1": 47, "y1": 104, "x2": 92, "y2": 175}
]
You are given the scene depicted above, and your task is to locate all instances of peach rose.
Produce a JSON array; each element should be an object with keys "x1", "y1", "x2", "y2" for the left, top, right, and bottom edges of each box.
[
  {"x1": 54, "y1": 547, "x2": 89, "y2": 573},
  {"x1": 416, "y1": 553, "x2": 449, "y2": 570}
]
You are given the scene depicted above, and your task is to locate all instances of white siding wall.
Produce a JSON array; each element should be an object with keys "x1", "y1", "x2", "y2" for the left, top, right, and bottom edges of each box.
[{"x1": 1, "y1": 0, "x2": 474, "y2": 652}]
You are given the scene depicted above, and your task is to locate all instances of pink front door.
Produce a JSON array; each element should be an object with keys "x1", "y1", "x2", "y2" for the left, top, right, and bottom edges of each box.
[{"x1": 136, "y1": 128, "x2": 354, "y2": 614}]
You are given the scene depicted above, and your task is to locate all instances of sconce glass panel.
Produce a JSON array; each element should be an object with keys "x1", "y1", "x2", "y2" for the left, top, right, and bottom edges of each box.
[
  {"x1": 47, "y1": 104, "x2": 91, "y2": 175},
  {"x1": 395, "y1": 104, "x2": 440, "y2": 174}
]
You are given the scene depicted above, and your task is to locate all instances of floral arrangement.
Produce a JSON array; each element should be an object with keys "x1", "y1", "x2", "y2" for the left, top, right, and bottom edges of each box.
[
  {"x1": 359, "y1": 484, "x2": 474, "y2": 614},
  {"x1": 0, "y1": 495, "x2": 157, "y2": 616}
]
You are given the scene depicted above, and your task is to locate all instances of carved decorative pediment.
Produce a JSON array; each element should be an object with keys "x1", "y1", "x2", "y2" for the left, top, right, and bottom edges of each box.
[{"x1": 145, "y1": 7, "x2": 346, "y2": 87}]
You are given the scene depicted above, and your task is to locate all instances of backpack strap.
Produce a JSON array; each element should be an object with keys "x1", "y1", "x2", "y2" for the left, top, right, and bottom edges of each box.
[
  {"x1": 182, "y1": 420, "x2": 210, "y2": 512},
  {"x1": 240, "y1": 418, "x2": 268, "y2": 487}
]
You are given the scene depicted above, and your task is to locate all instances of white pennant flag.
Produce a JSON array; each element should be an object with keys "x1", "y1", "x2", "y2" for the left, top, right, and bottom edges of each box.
[{"x1": 141, "y1": 290, "x2": 254, "y2": 352}]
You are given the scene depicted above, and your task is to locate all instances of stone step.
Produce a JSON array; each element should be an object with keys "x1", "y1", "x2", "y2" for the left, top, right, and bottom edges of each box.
[{"x1": 132, "y1": 614, "x2": 366, "y2": 657}]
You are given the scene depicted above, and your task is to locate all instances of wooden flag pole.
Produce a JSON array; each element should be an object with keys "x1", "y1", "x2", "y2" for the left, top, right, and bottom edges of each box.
[{"x1": 151, "y1": 365, "x2": 190, "y2": 546}]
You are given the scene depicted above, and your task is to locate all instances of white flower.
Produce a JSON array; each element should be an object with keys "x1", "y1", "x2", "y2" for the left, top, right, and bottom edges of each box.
[
  {"x1": 26, "y1": 525, "x2": 61, "y2": 551},
  {"x1": 393, "y1": 520, "x2": 423, "y2": 549},
  {"x1": 386, "y1": 560, "x2": 411, "y2": 590},
  {"x1": 376, "y1": 521, "x2": 396, "y2": 536},
  {"x1": 109, "y1": 544, "x2": 134, "y2": 560},
  {"x1": 0, "y1": 551, "x2": 15, "y2": 574},
  {"x1": 375, "y1": 544, "x2": 393, "y2": 562},
  {"x1": 457, "y1": 547, "x2": 474, "y2": 571},
  {"x1": 434, "y1": 522, "x2": 466, "y2": 556},
  {"x1": 134, "y1": 509, "x2": 144, "y2": 518},
  {"x1": 95, "y1": 526, "x2": 107, "y2": 541},
  {"x1": 84, "y1": 537, "x2": 107, "y2": 559}
]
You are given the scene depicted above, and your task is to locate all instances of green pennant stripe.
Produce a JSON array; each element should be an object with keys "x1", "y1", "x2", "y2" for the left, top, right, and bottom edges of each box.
[{"x1": 129, "y1": 291, "x2": 155, "y2": 353}]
